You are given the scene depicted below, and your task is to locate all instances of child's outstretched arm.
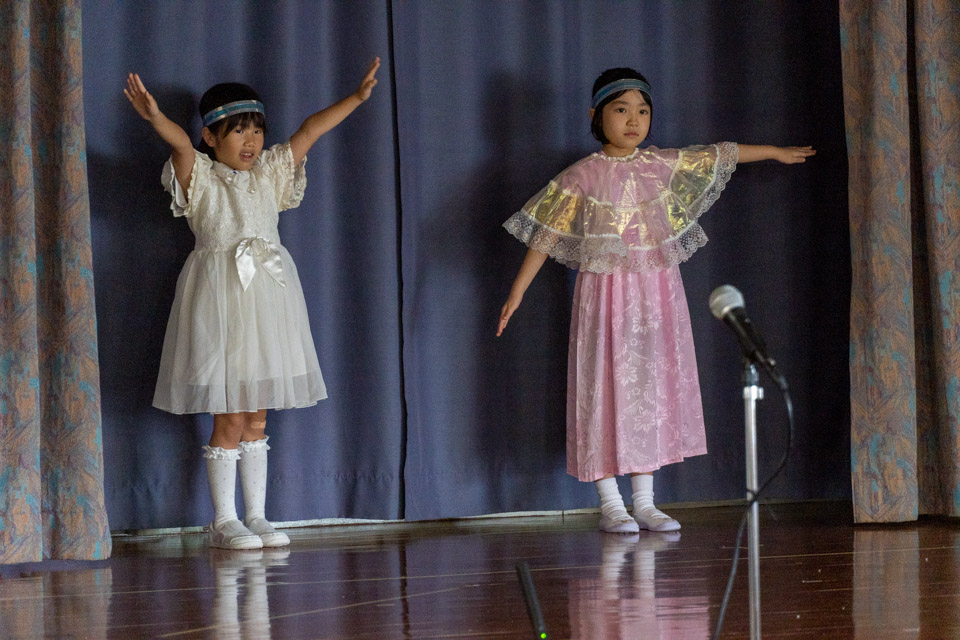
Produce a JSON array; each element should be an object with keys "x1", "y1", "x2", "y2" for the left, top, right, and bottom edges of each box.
[
  {"x1": 497, "y1": 248, "x2": 549, "y2": 337},
  {"x1": 737, "y1": 144, "x2": 816, "y2": 164},
  {"x1": 124, "y1": 73, "x2": 195, "y2": 191},
  {"x1": 289, "y1": 57, "x2": 380, "y2": 165}
]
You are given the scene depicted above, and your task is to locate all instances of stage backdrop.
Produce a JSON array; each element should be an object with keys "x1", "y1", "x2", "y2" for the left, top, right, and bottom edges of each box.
[{"x1": 82, "y1": 0, "x2": 850, "y2": 530}]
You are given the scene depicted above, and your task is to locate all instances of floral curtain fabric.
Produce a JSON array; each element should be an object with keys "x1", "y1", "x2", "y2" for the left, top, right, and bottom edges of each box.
[
  {"x1": 0, "y1": 0, "x2": 111, "y2": 562},
  {"x1": 841, "y1": 0, "x2": 960, "y2": 522}
]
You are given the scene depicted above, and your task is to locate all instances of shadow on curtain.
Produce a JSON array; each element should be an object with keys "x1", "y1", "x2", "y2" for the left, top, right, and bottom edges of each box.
[
  {"x1": 842, "y1": 0, "x2": 960, "y2": 522},
  {"x1": 0, "y1": 0, "x2": 111, "y2": 561}
]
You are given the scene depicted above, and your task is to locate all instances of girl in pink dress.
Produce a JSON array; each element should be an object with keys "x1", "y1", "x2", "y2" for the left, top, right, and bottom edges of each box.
[{"x1": 498, "y1": 67, "x2": 814, "y2": 534}]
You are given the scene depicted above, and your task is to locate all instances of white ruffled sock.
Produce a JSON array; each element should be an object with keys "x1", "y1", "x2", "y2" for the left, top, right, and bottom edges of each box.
[
  {"x1": 203, "y1": 446, "x2": 241, "y2": 527},
  {"x1": 238, "y1": 437, "x2": 269, "y2": 521},
  {"x1": 238, "y1": 437, "x2": 289, "y2": 547}
]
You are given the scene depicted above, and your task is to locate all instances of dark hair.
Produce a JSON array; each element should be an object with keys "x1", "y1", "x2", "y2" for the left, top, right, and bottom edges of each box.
[
  {"x1": 590, "y1": 67, "x2": 653, "y2": 144},
  {"x1": 197, "y1": 82, "x2": 268, "y2": 160}
]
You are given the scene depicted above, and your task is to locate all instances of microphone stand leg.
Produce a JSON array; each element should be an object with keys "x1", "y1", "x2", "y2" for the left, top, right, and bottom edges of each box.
[{"x1": 743, "y1": 361, "x2": 763, "y2": 640}]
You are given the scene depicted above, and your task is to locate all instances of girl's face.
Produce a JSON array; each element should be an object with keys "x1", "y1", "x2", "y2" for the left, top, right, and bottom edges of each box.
[
  {"x1": 202, "y1": 123, "x2": 264, "y2": 171},
  {"x1": 594, "y1": 89, "x2": 651, "y2": 157}
]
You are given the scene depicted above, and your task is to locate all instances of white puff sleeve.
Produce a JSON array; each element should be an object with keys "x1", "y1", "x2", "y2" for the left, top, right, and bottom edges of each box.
[
  {"x1": 161, "y1": 152, "x2": 212, "y2": 218},
  {"x1": 256, "y1": 142, "x2": 307, "y2": 212}
]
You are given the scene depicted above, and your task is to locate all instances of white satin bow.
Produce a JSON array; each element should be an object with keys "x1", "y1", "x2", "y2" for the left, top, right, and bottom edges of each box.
[{"x1": 235, "y1": 236, "x2": 286, "y2": 291}]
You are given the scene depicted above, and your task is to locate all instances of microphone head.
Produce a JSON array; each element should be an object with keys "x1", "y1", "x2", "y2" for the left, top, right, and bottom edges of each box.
[{"x1": 709, "y1": 285, "x2": 745, "y2": 320}]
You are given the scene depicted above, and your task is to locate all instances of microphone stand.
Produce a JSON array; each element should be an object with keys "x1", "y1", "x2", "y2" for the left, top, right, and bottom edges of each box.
[{"x1": 742, "y1": 359, "x2": 763, "y2": 640}]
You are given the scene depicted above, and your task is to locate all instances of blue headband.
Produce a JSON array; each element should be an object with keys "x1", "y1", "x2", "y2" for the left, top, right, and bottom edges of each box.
[
  {"x1": 591, "y1": 79, "x2": 652, "y2": 109},
  {"x1": 202, "y1": 99, "x2": 265, "y2": 127}
]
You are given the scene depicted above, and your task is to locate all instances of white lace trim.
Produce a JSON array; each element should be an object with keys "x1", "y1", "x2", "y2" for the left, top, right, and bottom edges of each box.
[
  {"x1": 503, "y1": 212, "x2": 709, "y2": 274},
  {"x1": 692, "y1": 142, "x2": 738, "y2": 218},
  {"x1": 276, "y1": 142, "x2": 307, "y2": 211},
  {"x1": 238, "y1": 436, "x2": 270, "y2": 453},
  {"x1": 201, "y1": 445, "x2": 241, "y2": 461},
  {"x1": 595, "y1": 148, "x2": 641, "y2": 162}
]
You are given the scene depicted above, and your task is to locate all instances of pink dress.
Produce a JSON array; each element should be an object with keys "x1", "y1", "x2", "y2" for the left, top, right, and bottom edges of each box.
[{"x1": 504, "y1": 143, "x2": 739, "y2": 481}]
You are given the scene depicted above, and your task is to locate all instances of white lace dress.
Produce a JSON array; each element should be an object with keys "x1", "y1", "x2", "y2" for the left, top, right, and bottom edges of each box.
[
  {"x1": 153, "y1": 142, "x2": 327, "y2": 414},
  {"x1": 504, "y1": 143, "x2": 738, "y2": 481}
]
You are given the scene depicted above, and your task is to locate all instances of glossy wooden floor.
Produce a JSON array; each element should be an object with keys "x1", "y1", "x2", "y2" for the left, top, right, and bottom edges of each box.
[{"x1": 1, "y1": 502, "x2": 958, "y2": 639}]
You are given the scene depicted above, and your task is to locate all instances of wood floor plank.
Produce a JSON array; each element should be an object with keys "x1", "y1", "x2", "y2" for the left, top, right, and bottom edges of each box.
[{"x1": 0, "y1": 502, "x2": 957, "y2": 638}]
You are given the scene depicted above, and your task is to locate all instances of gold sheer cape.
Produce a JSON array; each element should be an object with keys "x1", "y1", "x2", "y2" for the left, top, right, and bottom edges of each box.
[{"x1": 503, "y1": 143, "x2": 739, "y2": 273}]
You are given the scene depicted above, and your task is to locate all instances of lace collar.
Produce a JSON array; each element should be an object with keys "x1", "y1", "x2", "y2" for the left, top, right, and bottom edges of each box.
[
  {"x1": 211, "y1": 159, "x2": 259, "y2": 193},
  {"x1": 596, "y1": 147, "x2": 641, "y2": 162}
]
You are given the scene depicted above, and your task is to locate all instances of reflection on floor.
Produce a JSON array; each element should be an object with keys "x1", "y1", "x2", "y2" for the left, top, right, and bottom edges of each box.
[{"x1": 0, "y1": 502, "x2": 958, "y2": 638}]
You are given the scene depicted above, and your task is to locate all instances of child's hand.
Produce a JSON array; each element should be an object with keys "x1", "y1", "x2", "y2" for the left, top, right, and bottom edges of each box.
[
  {"x1": 773, "y1": 146, "x2": 816, "y2": 164},
  {"x1": 497, "y1": 294, "x2": 522, "y2": 337},
  {"x1": 124, "y1": 73, "x2": 161, "y2": 122},
  {"x1": 354, "y1": 57, "x2": 380, "y2": 102}
]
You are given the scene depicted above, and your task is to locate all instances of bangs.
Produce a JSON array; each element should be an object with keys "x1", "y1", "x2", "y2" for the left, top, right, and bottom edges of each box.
[{"x1": 212, "y1": 111, "x2": 267, "y2": 135}]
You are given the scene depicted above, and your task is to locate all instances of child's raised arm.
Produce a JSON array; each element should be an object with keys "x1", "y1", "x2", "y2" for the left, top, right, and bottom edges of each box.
[
  {"x1": 737, "y1": 144, "x2": 816, "y2": 164},
  {"x1": 497, "y1": 248, "x2": 549, "y2": 337},
  {"x1": 124, "y1": 73, "x2": 195, "y2": 191},
  {"x1": 288, "y1": 57, "x2": 380, "y2": 166}
]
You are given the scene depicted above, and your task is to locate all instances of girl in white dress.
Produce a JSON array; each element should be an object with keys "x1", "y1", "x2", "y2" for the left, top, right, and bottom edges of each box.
[
  {"x1": 124, "y1": 59, "x2": 379, "y2": 549},
  {"x1": 498, "y1": 67, "x2": 814, "y2": 534}
]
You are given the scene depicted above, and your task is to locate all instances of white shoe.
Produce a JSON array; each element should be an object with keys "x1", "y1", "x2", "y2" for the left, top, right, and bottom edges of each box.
[
  {"x1": 245, "y1": 517, "x2": 290, "y2": 548},
  {"x1": 633, "y1": 508, "x2": 681, "y2": 532},
  {"x1": 208, "y1": 519, "x2": 263, "y2": 550},
  {"x1": 599, "y1": 514, "x2": 640, "y2": 534}
]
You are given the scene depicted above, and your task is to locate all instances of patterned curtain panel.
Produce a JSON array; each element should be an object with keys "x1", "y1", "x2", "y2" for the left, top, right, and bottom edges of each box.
[
  {"x1": 841, "y1": 0, "x2": 960, "y2": 522},
  {"x1": 0, "y1": 0, "x2": 111, "y2": 561}
]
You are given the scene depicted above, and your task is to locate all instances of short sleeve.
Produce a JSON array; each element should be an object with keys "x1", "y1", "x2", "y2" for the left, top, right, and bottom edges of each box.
[
  {"x1": 257, "y1": 142, "x2": 307, "y2": 212},
  {"x1": 502, "y1": 176, "x2": 587, "y2": 269},
  {"x1": 160, "y1": 151, "x2": 211, "y2": 218},
  {"x1": 668, "y1": 142, "x2": 738, "y2": 221}
]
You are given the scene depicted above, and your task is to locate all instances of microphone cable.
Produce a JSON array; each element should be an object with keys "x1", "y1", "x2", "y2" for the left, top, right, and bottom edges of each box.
[{"x1": 711, "y1": 377, "x2": 795, "y2": 640}]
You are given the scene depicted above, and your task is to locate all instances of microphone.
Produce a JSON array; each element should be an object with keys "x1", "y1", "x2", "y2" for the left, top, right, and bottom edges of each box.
[{"x1": 709, "y1": 285, "x2": 787, "y2": 390}]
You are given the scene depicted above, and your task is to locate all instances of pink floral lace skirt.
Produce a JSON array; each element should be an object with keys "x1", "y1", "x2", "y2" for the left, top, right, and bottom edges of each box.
[{"x1": 566, "y1": 267, "x2": 707, "y2": 481}]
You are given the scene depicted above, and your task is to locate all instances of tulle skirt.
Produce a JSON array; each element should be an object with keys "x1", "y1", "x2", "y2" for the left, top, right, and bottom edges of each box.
[
  {"x1": 153, "y1": 246, "x2": 327, "y2": 414},
  {"x1": 566, "y1": 267, "x2": 707, "y2": 481}
]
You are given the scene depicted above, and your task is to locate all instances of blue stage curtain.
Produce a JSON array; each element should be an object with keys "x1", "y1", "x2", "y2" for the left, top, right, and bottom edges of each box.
[
  {"x1": 842, "y1": 0, "x2": 960, "y2": 522},
  {"x1": 83, "y1": 0, "x2": 403, "y2": 529},
  {"x1": 392, "y1": 0, "x2": 851, "y2": 519},
  {"x1": 0, "y1": 0, "x2": 112, "y2": 562},
  {"x1": 83, "y1": 0, "x2": 850, "y2": 528}
]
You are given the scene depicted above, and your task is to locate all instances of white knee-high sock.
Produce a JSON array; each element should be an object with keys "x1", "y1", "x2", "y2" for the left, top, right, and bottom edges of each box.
[
  {"x1": 596, "y1": 477, "x2": 630, "y2": 520},
  {"x1": 238, "y1": 437, "x2": 270, "y2": 522},
  {"x1": 203, "y1": 446, "x2": 241, "y2": 527}
]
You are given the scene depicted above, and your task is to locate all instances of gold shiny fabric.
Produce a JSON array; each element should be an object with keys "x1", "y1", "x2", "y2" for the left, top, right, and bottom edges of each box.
[{"x1": 503, "y1": 143, "x2": 739, "y2": 273}]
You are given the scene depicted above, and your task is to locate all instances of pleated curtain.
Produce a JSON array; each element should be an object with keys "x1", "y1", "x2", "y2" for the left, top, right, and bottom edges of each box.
[
  {"x1": 841, "y1": 0, "x2": 960, "y2": 522},
  {"x1": 0, "y1": 0, "x2": 111, "y2": 562}
]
